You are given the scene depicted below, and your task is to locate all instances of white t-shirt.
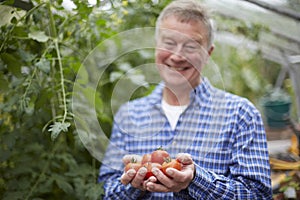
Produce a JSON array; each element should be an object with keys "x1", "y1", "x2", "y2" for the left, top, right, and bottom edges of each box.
[{"x1": 162, "y1": 99, "x2": 188, "y2": 130}]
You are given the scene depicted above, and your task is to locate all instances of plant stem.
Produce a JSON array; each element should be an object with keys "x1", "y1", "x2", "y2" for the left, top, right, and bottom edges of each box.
[
  {"x1": 48, "y1": 2, "x2": 68, "y2": 123},
  {"x1": 21, "y1": 67, "x2": 37, "y2": 108},
  {"x1": 54, "y1": 39, "x2": 68, "y2": 123}
]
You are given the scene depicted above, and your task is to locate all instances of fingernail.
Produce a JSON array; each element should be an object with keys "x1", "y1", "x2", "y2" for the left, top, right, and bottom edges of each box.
[
  {"x1": 147, "y1": 183, "x2": 154, "y2": 190},
  {"x1": 167, "y1": 169, "x2": 173, "y2": 176},
  {"x1": 152, "y1": 168, "x2": 159, "y2": 176},
  {"x1": 180, "y1": 157, "x2": 187, "y2": 163},
  {"x1": 127, "y1": 170, "x2": 135, "y2": 177},
  {"x1": 139, "y1": 167, "x2": 147, "y2": 176}
]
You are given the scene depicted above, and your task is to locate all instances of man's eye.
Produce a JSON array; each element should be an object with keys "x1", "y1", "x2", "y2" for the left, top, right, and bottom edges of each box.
[
  {"x1": 164, "y1": 41, "x2": 175, "y2": 46},
  {"x1": 184, "y1": 45, "x2": 198, "y2": 53},
  {"x1": 186, "y1": 45, "x2": 196, "y2": 49}
]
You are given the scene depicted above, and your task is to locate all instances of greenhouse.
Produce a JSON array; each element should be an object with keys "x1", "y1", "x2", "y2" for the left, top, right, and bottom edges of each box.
[{"x1": 0, "y1": 0, "x2": 300, "y2": 199}]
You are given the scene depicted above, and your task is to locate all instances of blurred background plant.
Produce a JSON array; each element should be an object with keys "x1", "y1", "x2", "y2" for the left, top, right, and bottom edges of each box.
[{"x1": 0, "y1": 0, "x2": 299, "y2": 199}]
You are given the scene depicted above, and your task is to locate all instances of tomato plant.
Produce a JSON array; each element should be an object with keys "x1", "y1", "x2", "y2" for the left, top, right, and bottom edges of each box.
[{"x1": 151, "y1": 148, "x2": 170, "y2": 165}]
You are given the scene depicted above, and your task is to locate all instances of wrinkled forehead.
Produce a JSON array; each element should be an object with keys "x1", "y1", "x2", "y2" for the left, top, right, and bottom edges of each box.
[
  {"x1": 157, "y1": 17, "x2": 209, "y2": 46},
  {"x1": 159, "y1": 28, "x2": 205, "y2": 45}
]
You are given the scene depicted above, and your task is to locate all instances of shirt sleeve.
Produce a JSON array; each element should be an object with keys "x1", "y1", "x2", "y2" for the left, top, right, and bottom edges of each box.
[
  {"x1": 98, "y1": 105, "x2": 152, "y2": 200},
  {"x1": 183, "y1": 104, "x2": 272, "y2": 200}
]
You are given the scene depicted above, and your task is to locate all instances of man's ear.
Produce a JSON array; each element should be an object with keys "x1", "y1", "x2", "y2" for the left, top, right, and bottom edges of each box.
[{"x1": 207, "y1": 44, "x2": 214, "y2": 56}]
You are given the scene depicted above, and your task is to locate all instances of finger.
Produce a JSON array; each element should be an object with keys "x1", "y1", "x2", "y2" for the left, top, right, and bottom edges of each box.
[
  {"x1": 143, "y1": 176, "x2": 157, "y2": 188},
  {"x1": 147, "y1": 176, "x2": 157, "y2": 183},
  {"x1": 151, "y1": 167, "x2": 171, "y2": 186},
  {"x1": 165, "y1": 167, "x2": 181, "y2": 179},
  {"x1": 120, "y1": 169, "x2": 136, "y2": 185},
  {"x1": 122, "y1": 154, "x2": 142, "y2": 165},
  {"x1": 166, "y1": 167, "x2": 194, "y2": 181},
  {"x1": 146, "y1": 181, "x2": 169, "y2": 193},
  {"x1": 130, "y1": 167, "x2": 147, "y2": 188},
  {"x1": 176, "y1": 153, "x2": 193, "y2": 165}
]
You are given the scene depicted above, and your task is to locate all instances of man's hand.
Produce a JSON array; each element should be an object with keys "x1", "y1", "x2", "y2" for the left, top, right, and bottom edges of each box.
[
  {"x1": 122, "y1": 154, "x2": 142, "y2": 165},
  {"x1": 144, "y1": 153, "x2": 195, "y2": 192},
  {"x1": 120, "y1": 167, "x2": 148, "y2": 190},
  {"x1": 121, "y1": 154, "x2": 147, "y2": 190}
]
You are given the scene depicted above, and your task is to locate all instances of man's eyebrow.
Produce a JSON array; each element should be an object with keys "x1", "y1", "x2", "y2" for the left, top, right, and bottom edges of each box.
[
  {"x1": 187, "y1": 38, "x2": 203, "y2": 46},
  {"x1": 193, "y1": 34, "x2": 205, "y2": 44},
  {"x1": 161, "y1": 35, "x2": 173, "y2": 40},
  {"x1": 160, "y1": 31, "x2": 204, "y2": 45}
]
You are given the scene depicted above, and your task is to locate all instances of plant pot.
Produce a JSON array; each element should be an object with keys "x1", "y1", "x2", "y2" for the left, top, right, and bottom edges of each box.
[
  {"x1": 273, "y1": 192, "x2": 285, "y2": 200},
  {"x1": 262, "y1": 100, "x2": 291, "y2": 129}
]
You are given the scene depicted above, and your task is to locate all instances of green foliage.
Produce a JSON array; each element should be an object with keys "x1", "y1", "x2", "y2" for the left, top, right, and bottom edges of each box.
[
  {"x1": 0, "y1": 0, "x2": 115, "y2": 199},
  {"x1": 0, "y1": 0, "x2": 288, "y2": 199},
  {"x1": 287, "y1": 0, "x2": 300, "y2": 11},
  {"x1": 0, "y1": 0, "x2": 167, "y2": 198},
  {"x1": 279, "y1": 175, "x2": 300, "y2": 194},
  {"x1": 118, "y1": 0, "x2": 172, "y2": 30},
  {"x1": 215, "y1": 15, "x2": 269, "y2": 42},
  {"x1": 209, "y1": 43, "x2": 268, "y2": 104}
]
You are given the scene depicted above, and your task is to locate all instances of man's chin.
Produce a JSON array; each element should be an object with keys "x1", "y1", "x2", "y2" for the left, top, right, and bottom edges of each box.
[{"x1": 164, "y1": 80, "x2": 194, "y2": 92}]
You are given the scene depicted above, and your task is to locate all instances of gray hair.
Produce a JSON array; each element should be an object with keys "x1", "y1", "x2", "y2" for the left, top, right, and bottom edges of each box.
[{"x1": 155, "y1": 0, "x2": 214, "y2": 49}]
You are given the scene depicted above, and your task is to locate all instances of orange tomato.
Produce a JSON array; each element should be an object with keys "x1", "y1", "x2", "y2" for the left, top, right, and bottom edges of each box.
[
  {"x1": 141, "y1": 153, "x2": 152, "y2": 164},
  {"x1": 151, "y1": 148, "x2": 170, "y2": 165},
  {"x1": 124, "y1": 162, "x2": 142, "y2": 172},
  {"x1": 161, "y1": 159, "x2": 182, "y2": 177}
]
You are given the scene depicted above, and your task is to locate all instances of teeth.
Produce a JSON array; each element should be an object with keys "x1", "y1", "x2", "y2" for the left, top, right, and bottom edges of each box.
[{"x1": 170, "y1": 67, "x2": 186, "y2": 71}]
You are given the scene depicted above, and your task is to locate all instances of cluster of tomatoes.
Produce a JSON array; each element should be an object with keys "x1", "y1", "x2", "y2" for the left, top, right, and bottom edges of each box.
[{"x1": 124, "y1": 148, "x2": 182, "y2": 179}]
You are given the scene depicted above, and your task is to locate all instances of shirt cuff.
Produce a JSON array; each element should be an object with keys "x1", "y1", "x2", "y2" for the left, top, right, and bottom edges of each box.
[
  {"x1": 188, "y1": 164, "x2": 213, "y2": 197},
  {"x1": 126, "y1": 186, "x2": 143, "y2": 199},
  {"x1": 126, "y1": 186, "x2": 151, "y2": 199}
]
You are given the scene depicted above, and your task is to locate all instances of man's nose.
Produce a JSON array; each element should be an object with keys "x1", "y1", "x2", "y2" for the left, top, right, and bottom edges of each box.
[{"x1": 170, "y1": 45, "x2": 186, "y2": 62}]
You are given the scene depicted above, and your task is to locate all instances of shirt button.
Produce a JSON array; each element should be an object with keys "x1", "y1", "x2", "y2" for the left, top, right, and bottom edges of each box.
[{"x1": 172, "y1": 140, "x2": 177, "y2": 146}]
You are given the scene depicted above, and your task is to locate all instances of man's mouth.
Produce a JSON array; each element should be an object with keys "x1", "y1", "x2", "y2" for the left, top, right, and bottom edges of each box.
[{"x1": 168, "y1": 65, "x2": 189, "y2": 71}]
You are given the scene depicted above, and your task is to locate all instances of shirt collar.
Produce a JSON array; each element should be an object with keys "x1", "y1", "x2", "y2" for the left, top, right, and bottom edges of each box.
[
  {"x1": 148, "y1": 77, "x2": 214, "y2": 107},
  {"x1": 193, "y1": 77, "x2": 213, "y2": 102}
]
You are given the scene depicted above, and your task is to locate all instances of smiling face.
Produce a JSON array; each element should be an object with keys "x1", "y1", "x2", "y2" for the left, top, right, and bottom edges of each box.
[{"x1": 155, "y1": 16, "x2": 213, "y2": 91}]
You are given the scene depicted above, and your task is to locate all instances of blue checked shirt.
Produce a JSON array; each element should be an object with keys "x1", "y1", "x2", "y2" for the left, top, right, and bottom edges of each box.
[{"x1": 98, "y1": 78, "x2": 272, "y2": 200}]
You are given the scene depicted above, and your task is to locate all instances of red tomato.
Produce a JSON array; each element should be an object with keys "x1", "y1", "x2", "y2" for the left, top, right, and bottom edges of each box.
[
  {"x1": 143, "y1": 162, "x2": 162, "y2": 179},
  {"x1": 124, "y1": 162, "x2": 142, "y2": 172},
  {"x1": 151, "y1": 148, "x2": 170, "y2": 165},
  {"x1": 161, "y1": 159, "x2": 182, "y2": 177},
  {"x1": 141, "y1": 154, "x2": 152, "y2": 164}
]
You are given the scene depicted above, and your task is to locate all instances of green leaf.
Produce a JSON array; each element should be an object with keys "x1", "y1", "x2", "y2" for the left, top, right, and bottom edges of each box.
[
  {"x1": 35, "y1": 88, "x2": 53, "y2": 109},
  {"x1": 0, "y1": 72, "x2": 9, "y2": 92},
  {"x1": 12, "y1": 26, "x2": 27, "y2": 38},
  {"x1": 10, "y1": 16, "x2": 17, "y2": 24},
  {"x1": 0, "y1": 5, "x2": 25, "y2": 27},
  {"x1": 85, "y1": 183, "x2": 104, "y2": 200},
  {"x1": 53, "y1": 174, "x2": 74, "y2": 194},
  {"x1": 1, "y1": 132, "x2": 16, "y2": 149},
  {"x1": 109, "y1": 71, "x2": 122, "y2": 82},
  {"x1": 35, "y1": 58, "x2": 50, "y2": 73},
  {"x1": 1, "y1": 0, "x2": 15, "y2": 6},
  {"x1": 28, "y1": 30, "x2": 49, "y2": 43},
  {"x1": 35, "y1": 177, "x2": 54, "y2": 194},
  {"x1": 0, "y1": 150, "x2": 11, "y2": 162},
  {"x1": 2, "y1": 191, "x2": 26, "y2": 200},
  {"x1": 18, "y1": 49, "x2": 36, "y2": 63},
  {"x1": 0, "y1": 53, "x2": 22, "y2": 77},
  {"x1": 48, "y1": 122, "x2": 71, "y2": 140}
]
